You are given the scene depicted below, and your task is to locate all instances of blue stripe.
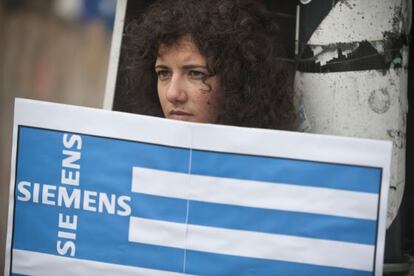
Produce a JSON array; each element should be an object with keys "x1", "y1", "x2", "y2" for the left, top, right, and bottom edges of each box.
[
  {"x1": 81, "y1": 130, "x2": 190, "y2": 177},
  {"x1": 131, "y1": 193, "x2": 188, "y2": 223},
  {"x1": 130, "y1": 194, "x2": 376, "y2": 245},
  {"x1": 191, "y1": 150, "x2": 381, "y2": 194},
  {"x1": 185, "y1": 250, "x2": 372, "y2": 276},
  {"x1": 78, "y1": 240, "x2": 184, "y2": 273}
]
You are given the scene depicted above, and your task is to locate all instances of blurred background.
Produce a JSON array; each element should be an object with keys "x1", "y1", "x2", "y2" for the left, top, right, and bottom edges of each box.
[{"x1": 0, "y1": 0, "x2": 116, "y2": 271}]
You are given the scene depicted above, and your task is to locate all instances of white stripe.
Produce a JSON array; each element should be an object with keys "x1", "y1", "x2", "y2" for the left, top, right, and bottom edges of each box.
[
  {"x1": 129, "y1": 217, "x2": 374, "y2": 272},
  {"x1": 12, "y1": 249, "x2": 182, "y2": 276},
  {"x1": 132, "y1": 167, "x2": 378, "y2": 220}
]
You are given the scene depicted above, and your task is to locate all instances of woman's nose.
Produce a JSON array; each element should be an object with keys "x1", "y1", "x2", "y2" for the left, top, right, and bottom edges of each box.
[{"x1": 166, "y1": 76, "x2": 187, "y2": 103}]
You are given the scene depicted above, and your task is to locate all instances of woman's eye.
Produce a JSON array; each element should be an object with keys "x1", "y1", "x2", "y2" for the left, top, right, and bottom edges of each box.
[
  {"x1": 188, "y1": 70, "x2": 206, "y2": 80},
  {"x1": 156, "y1": 70, "x2": 171, "y2": 80}
]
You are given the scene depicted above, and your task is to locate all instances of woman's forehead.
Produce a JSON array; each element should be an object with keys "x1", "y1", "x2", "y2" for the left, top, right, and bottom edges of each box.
[
  {"x1": 157, "y1": 36, "x2": 206, "y2": 64},
  {"x1": 158, "y1": 35, "x2": 198, "y2": 54}
]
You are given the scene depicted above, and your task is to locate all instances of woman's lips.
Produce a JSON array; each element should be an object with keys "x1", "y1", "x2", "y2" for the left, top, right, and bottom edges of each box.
[{"x1": 169, "y1": 110, "x2": 194, "y2": 121}]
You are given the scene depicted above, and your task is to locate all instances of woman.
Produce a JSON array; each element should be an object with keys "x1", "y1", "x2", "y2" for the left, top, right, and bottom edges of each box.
[{"x1": 120, "y1": 0, "x2": 297, "y2": 130}]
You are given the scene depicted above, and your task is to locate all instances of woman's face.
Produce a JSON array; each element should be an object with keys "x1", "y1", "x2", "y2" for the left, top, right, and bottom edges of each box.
[{"x1": 155, "y1": 37, "x2": 220, "y2": 123}]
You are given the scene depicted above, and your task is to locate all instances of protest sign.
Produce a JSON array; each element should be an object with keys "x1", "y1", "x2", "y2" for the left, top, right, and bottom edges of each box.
[{"x1": 5, "y1": 98, "x2": 391, "y2": 275}]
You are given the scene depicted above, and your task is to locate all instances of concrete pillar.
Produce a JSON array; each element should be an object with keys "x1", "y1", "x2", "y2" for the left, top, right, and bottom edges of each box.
[{"x1": 295, "y1": 0, "x2": 410, "y2": 230}]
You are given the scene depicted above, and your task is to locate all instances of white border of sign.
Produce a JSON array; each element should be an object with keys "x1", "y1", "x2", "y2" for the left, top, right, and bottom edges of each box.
[{"x1": 5, "y1": 98, "x2": 392, "y2": 275}]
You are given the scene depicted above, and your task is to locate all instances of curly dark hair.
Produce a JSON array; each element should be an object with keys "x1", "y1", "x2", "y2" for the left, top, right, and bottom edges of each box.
[{"x1": 118, "y1": 0, "x2": 297, "y2": 130}]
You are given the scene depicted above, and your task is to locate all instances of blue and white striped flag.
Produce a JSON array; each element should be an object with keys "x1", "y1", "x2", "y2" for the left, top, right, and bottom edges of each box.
[{"x1": 6, "y1": 99, "x2": 391, "y2": 276}]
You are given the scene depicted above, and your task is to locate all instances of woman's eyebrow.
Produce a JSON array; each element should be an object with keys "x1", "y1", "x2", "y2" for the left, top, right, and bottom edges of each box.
[
  {"x1": 182, "y1": 64, "x2": 207, "y2": 70},
  {"x1": 154, "y1": 64, "x2": 207, "y2": 70},
  {"x1": 154, "y1": 65, "x2": 169, "y2": 69}
]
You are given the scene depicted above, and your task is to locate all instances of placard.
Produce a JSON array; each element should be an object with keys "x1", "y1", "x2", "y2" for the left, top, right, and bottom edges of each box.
[{"x1": 5, "y1": 98, "x2": 391, "y2": 275}]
